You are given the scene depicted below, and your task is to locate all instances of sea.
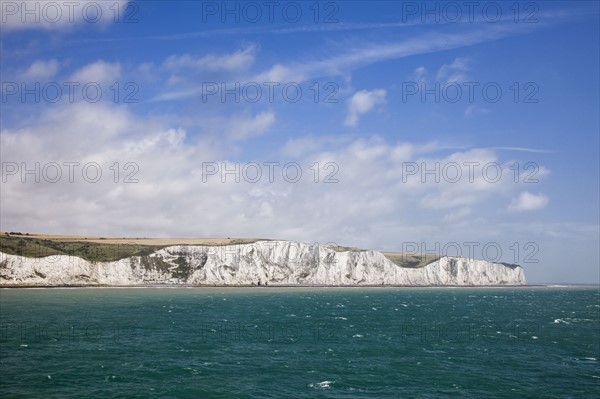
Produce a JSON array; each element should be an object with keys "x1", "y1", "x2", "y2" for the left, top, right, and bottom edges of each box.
[{"x1": 0, "y1": 286, "x2": 598, "y2": 398}]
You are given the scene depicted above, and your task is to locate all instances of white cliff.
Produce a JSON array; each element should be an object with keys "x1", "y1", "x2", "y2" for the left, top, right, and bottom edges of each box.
[{"x1": 0, "y1": 240, "x2": 525, "y2": 286}]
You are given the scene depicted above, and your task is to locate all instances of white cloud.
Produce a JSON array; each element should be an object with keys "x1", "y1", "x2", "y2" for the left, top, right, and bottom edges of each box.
[
  {"x1": 19, "y1": 59, "x2": 60, "y2": 81},
  {"x1": 253, "y1": 64, "x2": 306, "y2": 84},
  {"x1": 443, "y1": 207, "x2": 472, "y2": 222},
  {"x1": 1, "y1": 1, "x2": 128, "y2": 32},
  {"x1": 249, "y1": 23, "x2": 526, "y2": 87},
  {"x1": 411, "y1": 148, "x2": 512, "y2": 209},
  {"x1": 389, "y1": 143, "x2": 416, "y2": 162},
  {"x1": 164, "y1": 45, "x2": 257, "y2": 72},
  {"x1": 153, "y1": 23, "x2": 534, "y2": 103},
  {"x1": 153, "y1": 46, "x2": 259, "y2": 98},
  {"x1": 0, "y1": 101, "x2": 555, "y2": 257},
  {"x1": 412, "y1": 66, "x2": 428, "y2": 84},
  {"x1": 437, "y1": 57, "x2": 470, "y2": 84},
  {"x1": 69, "y1": 60, "x2": 122, "y2": 85},
  {"x1": 344, "y1": 89, "x2": 386, "y2": 127},
  {"x1": 508, "y1": 192, "x2": 549, "y2": 212},
  {"x1": 227, "y1": 111, "x2": 276, "y2": 141}
]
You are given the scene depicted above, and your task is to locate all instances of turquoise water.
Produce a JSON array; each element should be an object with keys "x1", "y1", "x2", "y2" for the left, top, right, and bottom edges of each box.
[{"x1": 1, "y1": 287, "x2": 598, "y2": 398}]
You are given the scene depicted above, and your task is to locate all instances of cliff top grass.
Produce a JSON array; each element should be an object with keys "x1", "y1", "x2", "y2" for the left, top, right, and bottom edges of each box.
[
  {"x1": 382, "y1": 252, "x2": 442, "y2": 268},
  {"x1": 1, "y1": 232, "x2": 263, "y2": 246},
  {"x1": 0, "y1": 232, "x2": 264, "y2": 262},
  {"x1": 326, "y1": 245, "x2": 367, "y2": 252}
]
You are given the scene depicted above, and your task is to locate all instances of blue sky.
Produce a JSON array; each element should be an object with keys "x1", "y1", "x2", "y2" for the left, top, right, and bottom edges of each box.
[{"x1": 1, "y1": 1, "x2": 599, "y2": 283}]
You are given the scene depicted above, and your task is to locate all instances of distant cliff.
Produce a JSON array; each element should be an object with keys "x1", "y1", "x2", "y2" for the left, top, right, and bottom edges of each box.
[{"x1": 0, "y1": 240, "x2": 525, "y2": 287}]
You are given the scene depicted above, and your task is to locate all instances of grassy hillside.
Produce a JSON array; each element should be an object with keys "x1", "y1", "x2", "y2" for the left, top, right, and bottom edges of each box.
[
  {"x1": 0, "y1": 232, "x2": 261, "y2": 262},
  {"x1": 327, "y1": 245, "x2": 366, "y2": 252},
  {"x1": 0, "y1": 233, "x2": 165, "y2": 262},
  {"x1": 382, "y1": 252, "x2": 442, "y2": 268}
]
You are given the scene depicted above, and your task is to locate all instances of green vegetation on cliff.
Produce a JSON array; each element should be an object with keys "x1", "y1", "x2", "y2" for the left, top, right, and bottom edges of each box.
[
  {"x1": 0, "y1": 233, "x2": 164, "y2": 262},
  {"x1": 382, "y1": 253, "x2": 442, "y2": 268}
]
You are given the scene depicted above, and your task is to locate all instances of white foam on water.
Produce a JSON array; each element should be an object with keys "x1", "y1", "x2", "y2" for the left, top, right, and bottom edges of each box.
[
  {"x1": 422, "y1": 348, "x2": 447, "y2": 354},
  {"x1": 309, "y1": 381, "x2": 334, "y2": 389}
]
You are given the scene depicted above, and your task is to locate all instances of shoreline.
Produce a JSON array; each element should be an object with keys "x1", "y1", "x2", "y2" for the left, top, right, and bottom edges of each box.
[{"x1": 1, "y1": 284, "x2": 595, "y2": 289}]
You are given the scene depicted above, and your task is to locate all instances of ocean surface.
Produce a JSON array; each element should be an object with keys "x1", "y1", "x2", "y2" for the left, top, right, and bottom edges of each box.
[{"x1": 0, "y1": 286, "x2": 598, "y2": 398}]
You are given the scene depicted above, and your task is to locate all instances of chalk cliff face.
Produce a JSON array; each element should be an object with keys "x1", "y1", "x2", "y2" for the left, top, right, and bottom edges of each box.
[{"x1": 0, "y1": 241, "x2": 525, "y2": 286}]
